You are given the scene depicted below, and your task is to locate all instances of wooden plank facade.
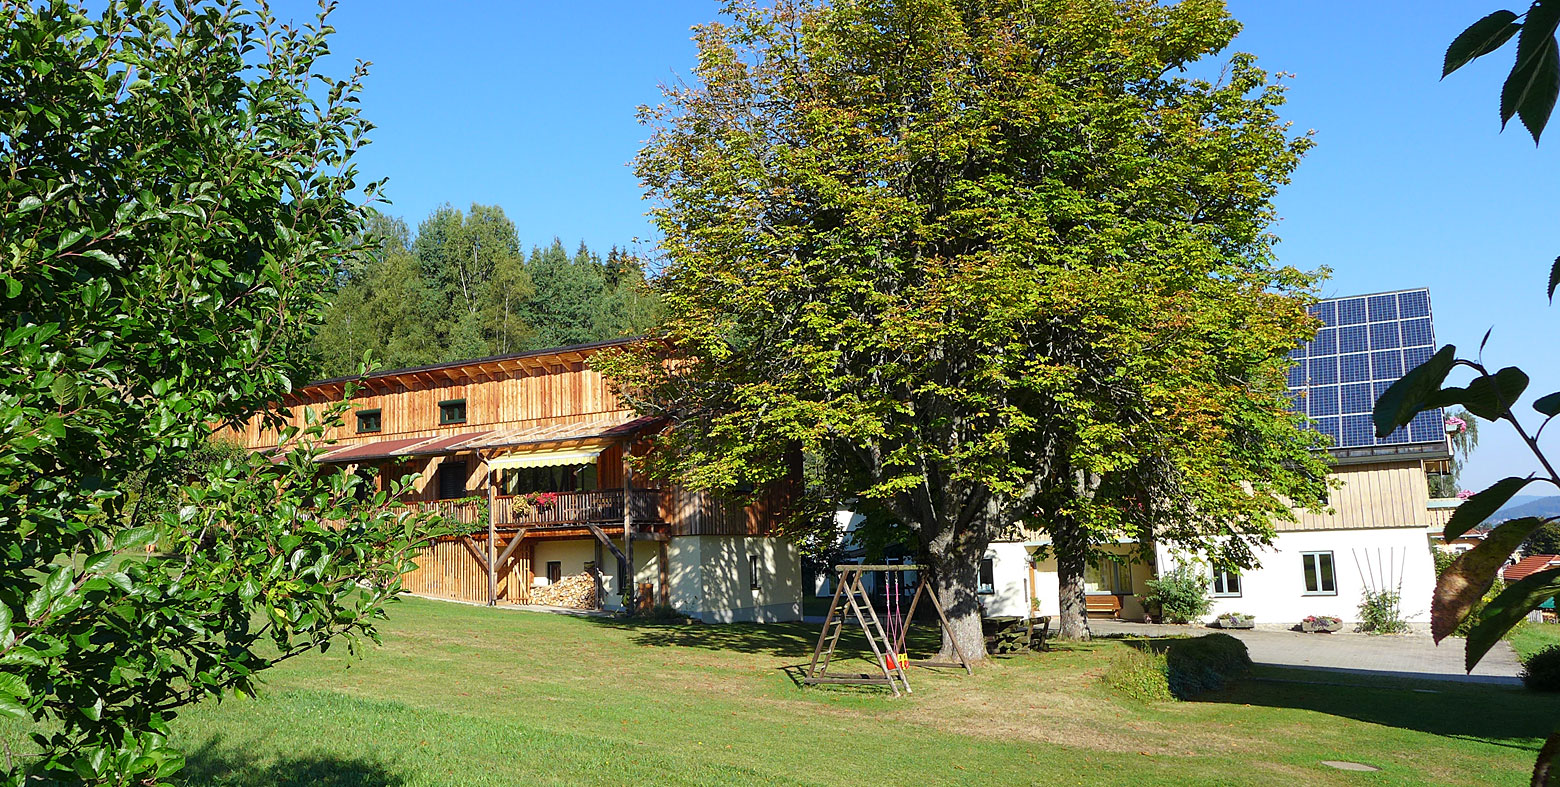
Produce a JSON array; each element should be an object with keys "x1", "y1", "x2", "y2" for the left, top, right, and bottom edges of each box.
[
  {"x1": 1283, "y1": 460, "x2": 1432, "y2": 532},
  {"x1": 228, "y1": 339, "x2": 798, "y2": 608}
]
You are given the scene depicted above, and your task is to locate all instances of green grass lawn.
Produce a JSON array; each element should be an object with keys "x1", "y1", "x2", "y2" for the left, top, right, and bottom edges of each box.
[
  {"x1": 1509, "y1": 621, "x2": 1560, "y2": 661},
  {"x1": 4, "y1": 597, "x2": 1554, "y2": 786}
]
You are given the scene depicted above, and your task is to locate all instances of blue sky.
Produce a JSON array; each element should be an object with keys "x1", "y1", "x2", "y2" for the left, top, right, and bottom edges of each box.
[{"x1": 292, "y1": 1, "x2": 1554, "y2": 492}]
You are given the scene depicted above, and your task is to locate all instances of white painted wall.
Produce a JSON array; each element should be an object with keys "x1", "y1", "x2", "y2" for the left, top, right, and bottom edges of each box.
[
  {"x1": 667, "y1": 535, "x2": 803, "y2": 623},
  {"x1": 979, "y1": 542, "x2": 1035, "y2": 617},
  {"x1": 1157, "y1": 526, "x2": 1438, "y2": 625}
]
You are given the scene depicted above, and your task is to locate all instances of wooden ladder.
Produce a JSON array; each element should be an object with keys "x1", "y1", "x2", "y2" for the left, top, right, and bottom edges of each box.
[{"x1": 803, "y1": 565, "x2": 911, "y2": 696}]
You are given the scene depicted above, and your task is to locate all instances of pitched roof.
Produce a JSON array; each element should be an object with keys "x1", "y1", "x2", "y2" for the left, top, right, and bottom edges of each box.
[
  {"x1": 306, "y1": 337, "x2": 640, "y2": 388},
  {"x1": 1500, "y1": 554, "x2": 1560, "y2": 582}
]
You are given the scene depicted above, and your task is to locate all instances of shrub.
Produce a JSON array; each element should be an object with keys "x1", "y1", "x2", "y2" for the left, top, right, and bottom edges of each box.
[
  {"x1": 1103, "y1": 634, "x2": 1252, "y2": 701},
  {"x1": 1357, "y1": 589, "x2": 1410, "y2": 634},
  {"x1": 1520, "y1": 646, "x2": 1560, "y2": 692},
  {"x1": 1162, "y1": 633, "x2": 1252, "y2": 696},
  {"x1": 1104, "y1": 648, "x2": 1175, "y2": 702},
  {"x1": 1143, "y1": 563, "x2": 1214, "y2": 623}
]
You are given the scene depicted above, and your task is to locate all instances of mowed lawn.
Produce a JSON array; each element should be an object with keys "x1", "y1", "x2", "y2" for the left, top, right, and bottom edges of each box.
[
  {"x1": 1509, "y1": 621, "x2": 1560, "y2": 661},
  {"x1": 6, "y1": 598, "x2": 1555, "y2": 786}
]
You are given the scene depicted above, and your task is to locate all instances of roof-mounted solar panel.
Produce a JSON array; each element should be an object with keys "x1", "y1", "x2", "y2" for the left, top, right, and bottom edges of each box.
[{"x1": 1289, "y1": 288, "x2": 1449, "y2": 458}]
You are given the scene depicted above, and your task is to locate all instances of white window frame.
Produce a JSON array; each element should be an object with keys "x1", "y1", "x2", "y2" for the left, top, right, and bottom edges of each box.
[
  {"x1": 1301, "y1": 551, "x2": 1337, "y2": 596},
  {"x1": 1212, "y1": 569, "x2": 1242, "y2": 598},
  {"x1": 1084, "y1": 559, "x2": 1130, "y2": 595}
]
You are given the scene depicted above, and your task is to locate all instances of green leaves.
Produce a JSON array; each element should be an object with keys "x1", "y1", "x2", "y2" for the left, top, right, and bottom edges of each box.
[
  {"x1": 1447, "y1": 4, "x2": 1560, "y2": 142},
  {"x1": 1465, "y1": 565, "x2": 1560, "y2": 669},
  {"x1": 1445, "y1": 476, "x2": 1535, "y2": 539},
  {"x1": 1431, "y1": 515, "x2": 1546, "y2": 641},
  {"x1": 113, "y1": 526, "x2": 157, "y2": 551},
  {"x1": 1444, "y1": 10, "x2": 1522, "y2": 77},
  {"x1": 0, "y1": 0, "x2": 422, "y2": 781},
  {"x1": 1535, "y1": 390, "x2": 1560, "y2": 416},
  {"x1": 1373, "y1": 344, "x2": 1457, "y2": 437},
  {"x1": 1505, "y1": 1, "x2": 1560, "y2": 142},
  {"x1": 1430, "y1": 365, "x2": 1530, "y2": 419},
  {"x1": 1502, "y1": 32, "x2": 1560, "y2": 143}
]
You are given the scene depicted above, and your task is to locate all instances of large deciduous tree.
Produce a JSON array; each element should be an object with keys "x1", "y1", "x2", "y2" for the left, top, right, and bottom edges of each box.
[
  {"x1": 598, "y1": 0, "x2": 1327, "y2": 655},
  {"x1": 0, "y1": 2, "x2": 443, "y2": 782}
]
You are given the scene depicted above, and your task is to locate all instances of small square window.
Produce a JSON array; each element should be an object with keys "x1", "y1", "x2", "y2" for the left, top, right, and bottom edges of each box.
[
  {"x1": 546, "y1": 561, "x2": 561, "y2": 584},
  {"x1": 978, "y1": 558, "x2": 995, "y2": 595},
  {"x1": 1212, "y1": 569, "x2": 1242, "y2": 598},
  {"x1": 356, "y1": 408, "x2": 381, "y2": 434},
  {"x1": 1302, "y1": 551, "x2": 1336, "y2": 595},
  {"x1": 439, "y1": 398, "x2": 467, "y2": 425},
  {"x1": 749, "y1": 555, "x2": 761, "y2": 591}
]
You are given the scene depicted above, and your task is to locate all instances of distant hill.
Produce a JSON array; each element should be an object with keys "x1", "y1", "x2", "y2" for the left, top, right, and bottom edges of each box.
[{"x1": 1492, "y1": 496, "x2": 1560, "y2": 523}]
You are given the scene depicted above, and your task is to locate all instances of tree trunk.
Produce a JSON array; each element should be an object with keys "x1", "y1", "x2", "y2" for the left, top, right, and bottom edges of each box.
[
  {"x1": 1053, "y1": 513, "x2": 1092, "y2": 641},
  {"x1": 929, "y1": 551, "x2": 988, "y2": 662}
]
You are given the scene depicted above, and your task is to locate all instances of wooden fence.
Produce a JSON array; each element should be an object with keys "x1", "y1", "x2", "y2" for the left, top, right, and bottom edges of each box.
[{"x1": 400, "y1": 533, "x2": 533, "y2": 605}]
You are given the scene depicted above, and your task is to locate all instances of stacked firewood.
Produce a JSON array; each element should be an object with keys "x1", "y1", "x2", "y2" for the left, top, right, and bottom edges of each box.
[{"x1": 529, "y1": 572, "x2": 599, "y2": 609}]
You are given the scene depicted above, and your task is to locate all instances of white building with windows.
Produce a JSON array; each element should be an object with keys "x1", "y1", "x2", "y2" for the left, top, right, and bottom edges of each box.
[{"x1": 970, "y1": 289, "x2": 1460, "y2": 627}]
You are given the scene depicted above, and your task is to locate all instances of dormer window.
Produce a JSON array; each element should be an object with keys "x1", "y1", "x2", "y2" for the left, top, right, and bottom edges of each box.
[
  {"x1": 439, "y1": 398, "x2": 467, "y2": 425},
  {"x1": 356, "y1": 408, "x2": 381, "y2": 434}
]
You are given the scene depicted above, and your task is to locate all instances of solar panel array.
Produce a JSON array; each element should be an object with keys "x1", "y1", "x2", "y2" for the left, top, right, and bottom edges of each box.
[{"x1": 1287, "y1": 289, "x2": 1446, "y2": 450}]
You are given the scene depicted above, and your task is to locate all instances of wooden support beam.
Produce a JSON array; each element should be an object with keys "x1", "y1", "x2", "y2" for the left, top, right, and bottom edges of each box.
[
  {"x1": 623, "y1": 439, "x2": 636, "y2": 612},
  {"x1": 496, "y1": 527, "x2": 529, "y2": 567},
  {"x1": 657, "y1": 539, "x2": 669, "y2": 607},
  {"x1": 486, "y1": 472, "x2": 498, "y2": 606},
  {"x1": 584, "y1": 523, "x2": 628, "y2": 566},
  {"x1": 457, "y1": 535, "x2": 490, "y2": 573}
]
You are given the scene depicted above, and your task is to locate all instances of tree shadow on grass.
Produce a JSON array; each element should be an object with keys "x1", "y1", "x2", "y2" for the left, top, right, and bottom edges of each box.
[
  {"x1": 1191, "y1": 667, "x2": 1551, "y2": 753},
  {"x1": 579, "y1": 616, "x2": 954, "y2": 659},
  {"x1": 178, "y1": 735, "x2": 404, "y2": 787},
  {"x1": 577, "y1": 617, "x2": 824, "y2": 658}
]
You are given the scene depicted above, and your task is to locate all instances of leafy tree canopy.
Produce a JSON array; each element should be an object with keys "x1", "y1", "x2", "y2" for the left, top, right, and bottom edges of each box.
[
  {"x1": 314, "y1": 205, "x2": 660, "y2": 376},
  {"x1": 0, "y1": 1, "x2": 445, "y2": 782},
  {"x1": 598, "y1": 0, "x2": 1328, "y2": 652}
]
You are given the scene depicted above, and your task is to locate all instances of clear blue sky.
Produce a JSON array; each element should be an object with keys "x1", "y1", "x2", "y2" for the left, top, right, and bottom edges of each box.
[{"x1": 290, "y1": 1, "x2": 1554, "y2": 492}]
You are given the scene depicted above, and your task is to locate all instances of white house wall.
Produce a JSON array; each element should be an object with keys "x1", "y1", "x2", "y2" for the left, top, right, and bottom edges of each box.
[
  {"x1": 669, "y1": 535, "x2": 802, "y2": 623},
  {"x1": 980, "y1": 542, "x2": 1038, "y2": 618},
  {"x1": 1158, "y1": 526, "x2": 1436, "y2": 625}
]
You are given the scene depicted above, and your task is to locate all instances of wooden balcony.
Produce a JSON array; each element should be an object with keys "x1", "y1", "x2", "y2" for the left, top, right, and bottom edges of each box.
[
  {"x1": 494, "y1": 489, "x2": 664, "y2": 527},
  {"x1": 402, "y1": 489, "x2": 665, "y2": 529}
]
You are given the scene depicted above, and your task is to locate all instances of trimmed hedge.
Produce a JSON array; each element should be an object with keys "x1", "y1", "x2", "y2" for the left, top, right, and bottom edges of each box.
[
  {"x1": 1104, "y1": 633, "x2": 1253, "y2": 701},
  {"x1": 1520, "y1": 645, "x2": 1560, "y2": 692}
]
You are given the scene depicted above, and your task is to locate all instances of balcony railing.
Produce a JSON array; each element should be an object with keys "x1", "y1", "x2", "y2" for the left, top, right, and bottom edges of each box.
[
  {"x1": 494, "y1": 489, "x2": 662, "y2": 527},
  {"x1": 401, "y1": 489, "x2": 664, "y2": 529}
]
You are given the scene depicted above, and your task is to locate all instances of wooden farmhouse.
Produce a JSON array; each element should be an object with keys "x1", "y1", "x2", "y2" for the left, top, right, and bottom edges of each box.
[{"x1": 226, "y1": 338, "x2": 804, "y2": 622}]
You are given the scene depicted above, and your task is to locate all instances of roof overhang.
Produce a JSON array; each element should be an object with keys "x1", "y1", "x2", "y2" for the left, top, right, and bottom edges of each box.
[{"x1": 317, "y1": 431, "x2": 493, "y2": 464}]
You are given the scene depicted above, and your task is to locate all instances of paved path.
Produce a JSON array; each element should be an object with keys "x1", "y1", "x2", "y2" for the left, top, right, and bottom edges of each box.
[{"x1": 1090, "y1": 621, "x2": 1523, "y2": 684}]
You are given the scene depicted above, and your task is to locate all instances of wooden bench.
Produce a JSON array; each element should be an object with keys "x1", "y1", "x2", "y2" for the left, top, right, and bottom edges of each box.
[{"x1": 1085, "y1": 594, "x2": 1123, "y2": 619}]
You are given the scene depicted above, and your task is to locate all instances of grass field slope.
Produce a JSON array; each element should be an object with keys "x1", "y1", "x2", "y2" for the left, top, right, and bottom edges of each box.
[{"x1": 5, "y1": 598, "x2": 1552, "y2": 786}]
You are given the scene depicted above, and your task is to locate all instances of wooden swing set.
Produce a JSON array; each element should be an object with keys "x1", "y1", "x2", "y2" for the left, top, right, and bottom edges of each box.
[{"x1": 802, "y1": 564, "x2": 973, "y2": 697}]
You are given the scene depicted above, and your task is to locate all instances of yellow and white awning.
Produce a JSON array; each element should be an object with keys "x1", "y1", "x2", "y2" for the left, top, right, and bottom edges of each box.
[{"x1": 485, "y1": 446, "x2": 608, "y2": 471}]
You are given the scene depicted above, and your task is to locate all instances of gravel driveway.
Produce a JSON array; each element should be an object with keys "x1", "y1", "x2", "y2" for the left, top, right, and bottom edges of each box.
[{"x1": 1089, "y1": 620, "x2": 1523, "y2": 685}]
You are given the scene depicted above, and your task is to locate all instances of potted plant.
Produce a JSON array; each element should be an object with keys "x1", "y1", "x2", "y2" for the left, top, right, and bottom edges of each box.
[
  {"x1": 1301, "y1": 615, "x2": 1343, "y2": 633},
  {"x1": 1216, "y1": 612, "x2": 1255, "y2": 629}
]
